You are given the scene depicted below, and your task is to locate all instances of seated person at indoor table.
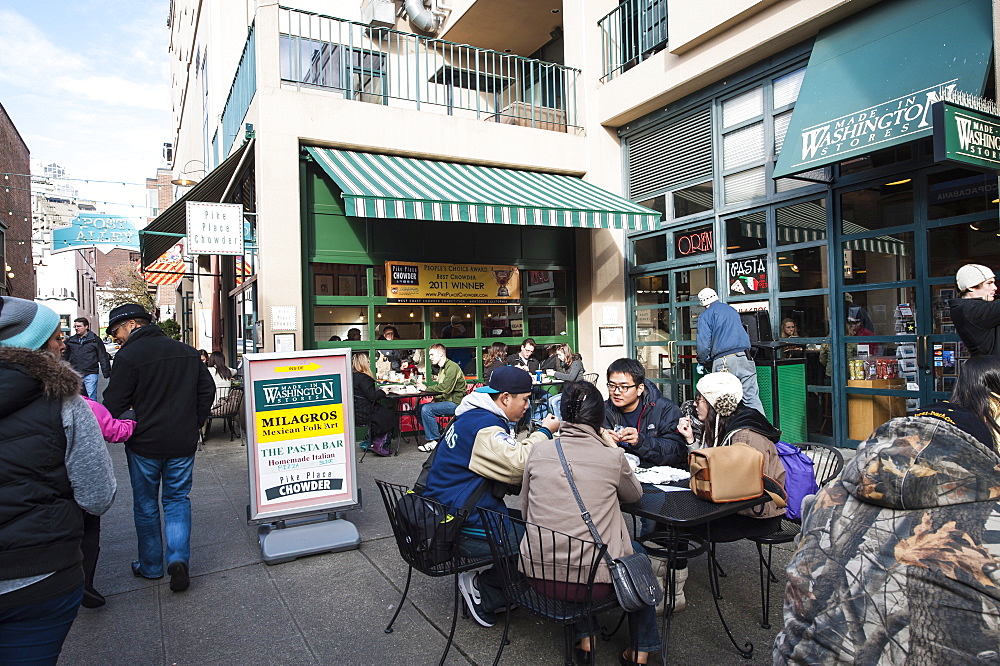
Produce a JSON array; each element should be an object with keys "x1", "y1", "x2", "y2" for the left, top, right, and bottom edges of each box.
[
  {"x1": 539, "y1": 344, "x2": 561, "y2": 372},
  {"x1": 415, "y1": 344, "x2": 468, "y2": 453},
  {"x1": 506, "y1": 338, "x2": 539, "y2": 373},
  {"x1": 602, "y1": 358, "x2": 687, "y2": 468},
  {"x1": 545, "y1": 343, "x2": 585, "y2": 382},
  {"x1": 521, "y1": 381, "x2": 660, "y2": 666}
]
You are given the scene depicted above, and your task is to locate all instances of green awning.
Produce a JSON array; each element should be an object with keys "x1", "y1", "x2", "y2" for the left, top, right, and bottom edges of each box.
[
  {"x1": 773, "y1": 0, "x2": 992, "y2": 179},
  {"x1": 305, "y1": 147, "x2": 659, "y2": 231}
]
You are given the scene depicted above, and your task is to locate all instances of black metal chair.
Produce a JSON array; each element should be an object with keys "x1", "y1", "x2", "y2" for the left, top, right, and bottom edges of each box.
[
  {"x1": 582, "y1": 372, "x2": 599, "y2": 385},
  {"x1": 374, "y1": 480, "x2": 492, "y2": 666},
  {"x1": 749, "y1": 442, "x2": 844, "y2": 628},
  {"x1": 479, "y1": 508, "x2": 624, "y2": 666},
  {"x1": 204, "y1": 386, "x2": 243, "y2": 442}
]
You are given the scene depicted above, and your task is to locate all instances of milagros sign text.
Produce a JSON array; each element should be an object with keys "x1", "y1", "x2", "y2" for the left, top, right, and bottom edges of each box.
[
  {"x1": 243, "y1": 350, "x2": 358, "y2": 523},
  {"x1": 933, "y1": 101, "x2": 1000, "y2": 171},
  {"x1": 789, "y1": 81, "x2": 957, "y2": 172}
]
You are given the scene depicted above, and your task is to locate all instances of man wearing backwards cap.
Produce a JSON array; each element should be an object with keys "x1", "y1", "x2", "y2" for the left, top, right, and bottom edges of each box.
[
  {"x1": 695, "y1": 287, "x2": 764, "y2": 415},
  {"x1": 422, "y1": 365, "x2": 560, "y2": 628},
  {"x1": 102, "y1": 303, "x2": 214, "y2": 593},
  {"x1": 950, "y1": 264, "x2": 1000, "y2": 357},
  {"x1": 0, "y1": 297, "x2": 115, "y2": 661}
]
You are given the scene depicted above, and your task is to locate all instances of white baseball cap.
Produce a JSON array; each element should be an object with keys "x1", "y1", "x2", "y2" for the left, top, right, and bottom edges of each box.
[
  {"x1": 956, "y1": 264, "x2": 995, "y2": 292},
  {"x1": 698, "y1": 288, "x2": 719, "y2": 307}
]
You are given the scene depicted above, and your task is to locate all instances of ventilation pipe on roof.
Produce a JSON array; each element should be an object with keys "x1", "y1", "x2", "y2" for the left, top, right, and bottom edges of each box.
[{"x1": 403, "y1": 0, "x2": 439, "y2": 33}]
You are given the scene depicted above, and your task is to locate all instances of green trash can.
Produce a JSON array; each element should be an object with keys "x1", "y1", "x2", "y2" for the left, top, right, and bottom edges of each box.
[{"x1": 755, "y1": 358, "x2": 807, "y2": 443}]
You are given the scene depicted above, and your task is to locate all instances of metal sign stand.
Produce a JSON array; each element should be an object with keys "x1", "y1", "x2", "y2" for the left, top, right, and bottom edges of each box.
[{"x1": 257, "y1": 512, "x2": 360, "y2": 565}]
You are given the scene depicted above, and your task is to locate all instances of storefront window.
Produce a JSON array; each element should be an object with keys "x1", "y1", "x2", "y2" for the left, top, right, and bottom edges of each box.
[
  {"x1": 677, "y1": 306, "x2": 704, "y2": 341},
  {"x1": 636, "y1": 344, "x2": 672, "y2": 380},
  {"x1": 675, "y1": 266, "x2": 714, "y2": 302},
  {"x1": 778, "y1": 247, "x2": 827, "y2": 291},
  {"x1": 725, "y1": 210, "x2": 767, "y2": 252},
  {"x1": 524, "y1": 270, "x2": 568, "y2": 298},
  {"x1": 429, "y1": 306, "x2": 475, "y2": 338},
  {"x1": 481, "y1": 306, "x2": 523, "y2": 338},
  {"x1": 927, "y1": 219, "x2": 1000, "y2": 279},
  {"x1": 637, "y1": 195, "x2": 665, "y2": 221},
  {"x1": 724, "y1": 166, "x2": 766, "y2": 204},
  {"x1": 840, "y1": 180, "x2": 913, "y2": 233},
  {"x1": 776, "y1": 199, "x2": 826, "y2": 245},
  {"x1": 635, "y1": 275, "x2": 669, "y2": 307},
  {"x1": 672, "y1": 181, "x2": 713, "y2": 218},
  {"x1": 313, "y1": 306, "x2": 369, "y2": 341},
  {"x1": 842, "y1": 232, "x2": 914, "y2": 285},
  {"x1": 843, "y1": 339, "x2": 908, "y2": 441},
  {"x1": 842, "y1": 286, "x2": 917, "y2": 337},
  {"x1": 634, "y1": 236, "x2": 667, "y2": 265},
  {"x1": 839, "y1": 143, "x2": 914, "y2": 176},
  {"x1": 778, "y1": 295, "x2": 831, "y2": 338},
  {"x1": 372, "y1": 264, "x2": 385, "y2": 297},
  {"x1": 312, "y1": 263, "x2": 368, "y2": 296},
  {"x1": 374, "y1": 306, "x2": 424, "y2": 339},
  {"x1": 374, "y1": 347, "x2": 423, "y2": 380},
  {"x1": 636, "y1": 308, "x2": 669, "y2": 343},
  {"x1": 927, "y1": 169, "x2": 999, "y2": 220},
  {"x1": 527, "y1": 307, "x2": 568, "y2": 337}
]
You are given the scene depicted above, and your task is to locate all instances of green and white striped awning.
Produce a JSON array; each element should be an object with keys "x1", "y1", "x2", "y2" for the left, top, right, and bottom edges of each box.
[{"x1": 305, "y1": 147, "x2": 659, "y2": 231}]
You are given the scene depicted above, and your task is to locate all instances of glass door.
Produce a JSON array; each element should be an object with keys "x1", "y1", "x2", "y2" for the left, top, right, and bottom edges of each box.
[{"x1": 635, "y1": 263, "x2": 715, "y2": 405}]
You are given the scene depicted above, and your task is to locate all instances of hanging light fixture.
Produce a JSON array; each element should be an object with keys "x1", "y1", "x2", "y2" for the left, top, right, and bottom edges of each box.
[
  {"x1": 358, "y1": 310, "x2": 365, "y2": 319},
  {"x1": 408, "y1": 309, "x2": 415, "y2": 318}
]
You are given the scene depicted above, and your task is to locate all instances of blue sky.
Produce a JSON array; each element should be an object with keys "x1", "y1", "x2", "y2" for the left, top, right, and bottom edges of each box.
[{"x1": 0, "y1": 1, "x2": 170, "y2": 218}]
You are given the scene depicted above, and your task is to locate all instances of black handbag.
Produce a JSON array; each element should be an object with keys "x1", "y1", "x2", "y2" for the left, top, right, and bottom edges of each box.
[{"x1": 554, "y1": 439, "x2": 663, "y2": 613}]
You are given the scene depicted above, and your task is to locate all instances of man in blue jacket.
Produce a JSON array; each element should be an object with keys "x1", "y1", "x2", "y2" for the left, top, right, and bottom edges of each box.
[
  {"x1": 603, "y1": 358, "x2": 687, "y2": 467},
  {"x1": 424, "y1": 366, "x2": 559, "y2": 627},
  {"x1": 695, "y1": 288, "x2": 764, "y2": 414}
]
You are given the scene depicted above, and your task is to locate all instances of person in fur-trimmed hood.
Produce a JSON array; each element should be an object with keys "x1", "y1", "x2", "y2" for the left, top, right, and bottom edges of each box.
[{"x1": 0, "y1": 297, "x2": 116, "y2": 662}]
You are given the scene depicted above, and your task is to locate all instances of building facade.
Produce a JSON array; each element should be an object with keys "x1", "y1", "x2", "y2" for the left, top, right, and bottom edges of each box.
[
  {"x1": 150, "y1": 0, "x2": 997, "y2": 446},
  {"x1": 0, "y1": 103, "x2": 34, "y2": 299}
]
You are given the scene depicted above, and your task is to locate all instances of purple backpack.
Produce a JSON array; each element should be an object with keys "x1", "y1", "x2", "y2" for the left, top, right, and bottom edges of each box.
[{"x1": 775, "y1": 441, "x2": 819, "y2": 522}]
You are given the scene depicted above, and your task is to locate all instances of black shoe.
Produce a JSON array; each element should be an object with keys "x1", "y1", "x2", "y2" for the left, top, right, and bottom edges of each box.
[
  {"x1": 574, "y1": 646, "x2": 593, "y2": 666},
  {"x1": 167, "y1": 561, "x2": 190, "y2": 592},
  {"x1": 131, "y1": 561, "x2": 163, "y2": 580},
  {"x1": 81, "y1": 586, "x2": 106, "y2": 609}
]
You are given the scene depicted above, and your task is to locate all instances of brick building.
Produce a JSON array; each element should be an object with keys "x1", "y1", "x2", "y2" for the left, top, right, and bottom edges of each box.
[{"x1": 0, "y1": 102, "x2": 35, "y2": 298}]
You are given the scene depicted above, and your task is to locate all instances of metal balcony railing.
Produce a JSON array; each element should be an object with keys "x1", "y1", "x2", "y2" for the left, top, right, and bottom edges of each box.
[
  {"x1": 598, "y1": 0, "x2": 668, "y2": 82},
  {"x1": 278, "y1": 6, "x2": 580, "y2": 133},
  {"x1": 220, "y1": 23, "x2": 256, "y2": 155}
]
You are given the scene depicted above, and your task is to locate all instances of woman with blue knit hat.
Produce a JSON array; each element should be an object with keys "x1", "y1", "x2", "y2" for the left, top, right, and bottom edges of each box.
[{"x1": 0, "y1": 297, "x2": 116, "y2": 663}]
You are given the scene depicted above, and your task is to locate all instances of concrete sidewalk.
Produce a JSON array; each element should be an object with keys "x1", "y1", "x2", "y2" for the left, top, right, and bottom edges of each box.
[{"x1": 61, "y1": 432, "x2": 799, "y2": 665}]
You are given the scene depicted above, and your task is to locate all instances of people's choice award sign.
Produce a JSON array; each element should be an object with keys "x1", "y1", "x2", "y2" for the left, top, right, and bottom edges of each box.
[
  {"x1": 244, "y1": 349, "x2": 358, "y2": 523},
  {"x1": 185, "y1": 202, "x2": 243, "y2": 255},
  {"x1": 385, "y1": 261, "x2": 520, "y2": 304}
]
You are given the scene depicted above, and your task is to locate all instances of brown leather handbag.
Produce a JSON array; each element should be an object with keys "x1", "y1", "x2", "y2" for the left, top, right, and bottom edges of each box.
[{"x1": 689, "y1": 443, "x2": 765, "y2": 502}]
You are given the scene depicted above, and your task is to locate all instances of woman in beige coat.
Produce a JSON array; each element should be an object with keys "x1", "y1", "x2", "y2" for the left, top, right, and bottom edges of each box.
[{"x1": 521, "y1": 381, "x2": 660, "y2": 666}]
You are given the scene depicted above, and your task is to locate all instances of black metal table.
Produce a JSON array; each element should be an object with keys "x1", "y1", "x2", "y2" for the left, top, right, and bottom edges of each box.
[
  {"x1": 620, "y1": 484, "x2": 767, "y2": 662},
  {"x1": 378, "y1": 389, "x2": 435, "y2": 455}
]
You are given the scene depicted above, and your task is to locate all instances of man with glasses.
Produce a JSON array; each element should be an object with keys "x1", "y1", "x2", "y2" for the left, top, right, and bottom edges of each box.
[
  {"x1": 602, "y1": 358, "x2": 687, "y2": 468},
  {"x1": 102, "y1": 303, "x2": 214, "y2": 594}
]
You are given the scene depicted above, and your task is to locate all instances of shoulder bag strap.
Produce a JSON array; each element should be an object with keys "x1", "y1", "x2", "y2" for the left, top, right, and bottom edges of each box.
[{"x1": 554, "y1": 438, "x2": 615, "y2": 568}]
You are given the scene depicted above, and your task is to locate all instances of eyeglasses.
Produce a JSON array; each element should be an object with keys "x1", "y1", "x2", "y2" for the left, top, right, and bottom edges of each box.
[{"x1": 606, "y1": 382, "x2": 637, "y2": 393}]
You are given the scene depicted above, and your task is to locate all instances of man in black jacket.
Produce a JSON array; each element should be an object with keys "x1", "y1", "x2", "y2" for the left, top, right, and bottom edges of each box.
[
  {"x1": 603, "y1": 357, "x2": 687, "y2": 468},
  {"x1": 103, "y1": 304, "x2": 214, "y2": 593},
  {"x1": 950, "y1": 263, "x2": 1000, "y2": 357},
  {"x1": 63, "y1": 317, "x2": 110, "y2": 400}
]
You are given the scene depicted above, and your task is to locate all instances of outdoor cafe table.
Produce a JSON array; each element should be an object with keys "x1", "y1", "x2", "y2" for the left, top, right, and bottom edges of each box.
[
  {"x1": 620, "y1": 484, "x2": 768, "y2": 662},
  {"x1": 377, "y1": 385, "x2": 435, "y2": 455}
]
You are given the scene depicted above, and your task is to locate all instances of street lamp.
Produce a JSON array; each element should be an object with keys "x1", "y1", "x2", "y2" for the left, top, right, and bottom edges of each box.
[{"x1": 171, "y1": 160, "x2": 206, "y2": 187}]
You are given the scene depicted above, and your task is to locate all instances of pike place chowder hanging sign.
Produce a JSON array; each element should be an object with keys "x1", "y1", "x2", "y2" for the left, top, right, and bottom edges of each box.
[{"x1": 243, "y1": 349, "x2": 358, "y2": 523}]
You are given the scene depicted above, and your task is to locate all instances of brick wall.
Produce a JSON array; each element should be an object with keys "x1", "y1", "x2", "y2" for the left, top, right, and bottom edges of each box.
[{"x1": 0, "y1": 103, "x2": 35, "y2": 298}]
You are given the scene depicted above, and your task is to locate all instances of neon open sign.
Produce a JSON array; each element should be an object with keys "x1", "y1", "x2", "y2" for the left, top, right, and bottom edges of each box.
[{"x1": 674, "y1": 225, "x2": 714, "y2": 256}]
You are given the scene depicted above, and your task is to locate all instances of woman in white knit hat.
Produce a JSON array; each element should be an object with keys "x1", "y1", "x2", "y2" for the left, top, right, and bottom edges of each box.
[{"x1": 950, "y1": 263, "x2": 1000, "y2": 357}]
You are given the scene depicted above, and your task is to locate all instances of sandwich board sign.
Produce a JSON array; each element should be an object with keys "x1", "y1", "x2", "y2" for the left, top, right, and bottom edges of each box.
[{"x1": 242, "y1": 348, "x2": 360, "y2": 563}]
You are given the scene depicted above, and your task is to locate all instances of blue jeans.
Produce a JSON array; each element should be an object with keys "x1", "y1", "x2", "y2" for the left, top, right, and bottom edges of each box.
[
  {"x1": 420, "y1": 401, "x2": 456, "y2": 442},
  {"x1": 82, "y1": 374, "x2": 99, "y2": 401},
  {"x1": 126, "y1": 451, "x2": 194, "y2": 577},
  {"x1": 712, "y1": 352, "x2": 764, "y2": 415},
  {"x1": 573, "y1": 541, "x2": 661, "y2": 654},
  {"x1": 0, "y1": 584, "x2": 82, "y2": 665}
]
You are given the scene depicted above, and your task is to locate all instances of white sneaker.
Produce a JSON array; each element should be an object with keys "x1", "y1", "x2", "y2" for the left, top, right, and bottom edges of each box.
[
  {"x1": 457, "y1": 571, "x2": 496, "y2": 627},
  {"x1": 417, "y1": 440, "x2": 438, "y2": 453}
]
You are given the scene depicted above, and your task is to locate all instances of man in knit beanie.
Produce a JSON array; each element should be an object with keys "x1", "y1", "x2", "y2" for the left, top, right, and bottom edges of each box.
[
  {"x1": 0, "y1": 297, "x2": 115, "y2": 659},
  {"x1": 695, "y1": 287, "x2": 764, "y2": 415},
  {"x1": 950, "y1": 264, "x2": 1000, "y2": 357}
]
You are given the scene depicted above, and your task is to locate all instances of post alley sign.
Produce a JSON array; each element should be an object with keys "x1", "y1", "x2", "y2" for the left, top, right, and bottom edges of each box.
[{"x1": 51, "y1": 213, "x2": 140, "y2": 254}]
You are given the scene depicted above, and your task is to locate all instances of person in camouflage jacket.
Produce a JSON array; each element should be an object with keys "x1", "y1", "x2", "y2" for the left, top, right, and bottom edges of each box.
[{"x1": 774, "y1": 416, "x2": 1000, "y2": 664}]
